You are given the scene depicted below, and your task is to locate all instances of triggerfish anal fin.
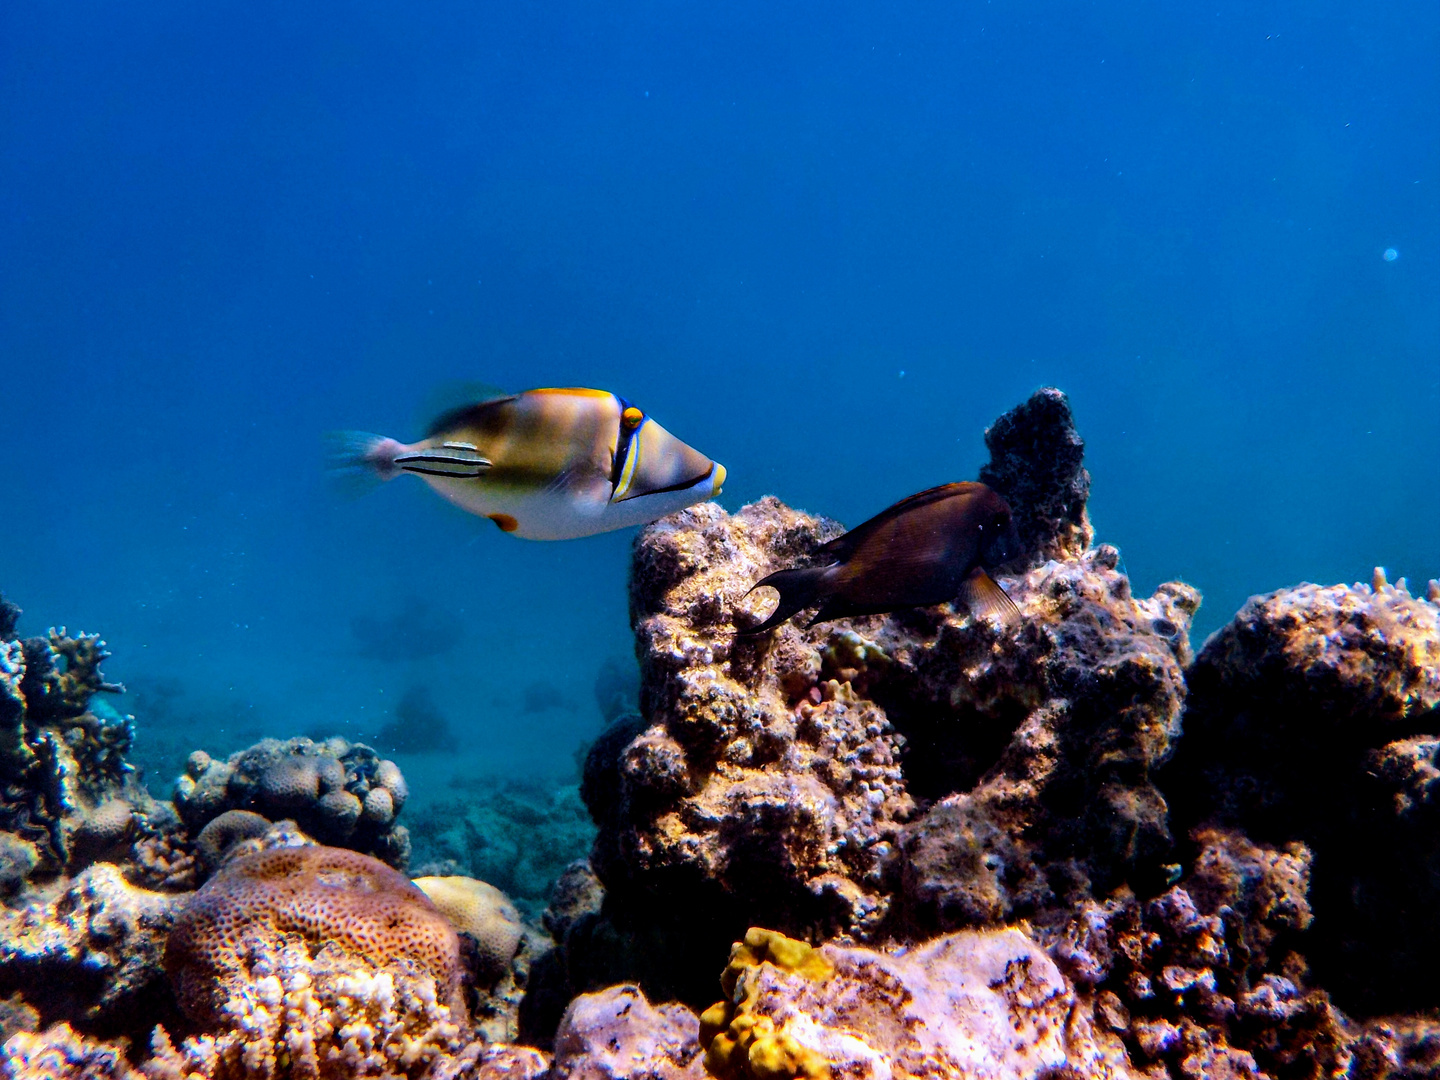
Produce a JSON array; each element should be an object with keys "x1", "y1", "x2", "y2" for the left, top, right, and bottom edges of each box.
[
  {"x1": 958, "y1": 566, "x2": 1021, "y2": 624},
  {"x1": 393, "y1": 443, "x2": 493, "y2": 479}
]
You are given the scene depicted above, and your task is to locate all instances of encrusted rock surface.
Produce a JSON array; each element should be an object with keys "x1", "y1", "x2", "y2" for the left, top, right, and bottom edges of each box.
[
  {"x1": 700, "y1": 925, "x2": 1139, "y2": 1079},
  {"x1": 0, "y1": 863, "x2": 183, "y2": 1038},
  {"x1": 1167, "y1": 576, "x2": 1440, "y2": 1016},
  {"x1": 549, "y1": 985, "x2": 704, "y2": 1080}
]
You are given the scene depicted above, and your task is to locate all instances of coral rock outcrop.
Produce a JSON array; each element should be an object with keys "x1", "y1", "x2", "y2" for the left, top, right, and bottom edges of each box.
[
  {"x1": 1167, "y1": 576, "x2": 1440, "y2": 1016},
  {"x1": 578, "y1": 389, "x2": 1198, "y2": 1002},
  {"x1": 549, "y1": 985, "x2": 704, "y2": 1080}
]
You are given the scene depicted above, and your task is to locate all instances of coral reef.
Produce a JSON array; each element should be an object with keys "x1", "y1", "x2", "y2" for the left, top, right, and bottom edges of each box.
[
  {"x1": 414, "y1": 874, "x2": 544, "y2": 1044},
  {"x1": 165, "y1": 845, "x2": 461, "y2": 1026},
  {"x1": 0, "y1": 604, "x2": 171, "y2": 887},
  {"x1": 1048, "y1": 824, "x2": 1440, "y2": 1079},
  {"x1": 699, "y1": 925, "x2": 1137, "y2": 1079},
  {"x1": 3, "y1": 390, "x2": 1438, "y2": 1080},
  {"x1": 1165, "y1": 575, "x2": 1440, "y2": 1017},
  {"x1": 414, "y1": 877, "x2": 526, "y2": 982},
  {"x1": 173, "y1": 736, "x2": 411, "y2": 869}
]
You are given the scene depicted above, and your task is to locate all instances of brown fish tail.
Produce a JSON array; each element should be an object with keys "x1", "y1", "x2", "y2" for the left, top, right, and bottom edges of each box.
[{"x1": 743, "y1": 566, "x2": 831, "y2": 634}]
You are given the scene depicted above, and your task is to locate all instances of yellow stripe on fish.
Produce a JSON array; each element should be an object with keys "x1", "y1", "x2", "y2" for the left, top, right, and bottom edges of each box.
[{"x1": 331, "y1": 387, "x2": 725, "y2": 540}]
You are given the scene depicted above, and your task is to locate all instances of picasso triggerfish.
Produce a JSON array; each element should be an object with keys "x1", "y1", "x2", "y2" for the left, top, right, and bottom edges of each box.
[
  {"x1": 332, "y1": 387, "x2": 725, "y2": 540},
  {"x1": 744, "y1": 481, "x2": 1021, "y2": 632}
]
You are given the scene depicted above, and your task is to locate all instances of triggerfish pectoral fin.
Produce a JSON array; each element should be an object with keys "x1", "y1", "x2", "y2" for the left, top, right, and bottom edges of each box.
[
  {"x1": 743, "y1": 565, "x2": 834, "y2": 634},
  {"x1": 958, "y1": 567, "x2": 1021, "y2": 624}
]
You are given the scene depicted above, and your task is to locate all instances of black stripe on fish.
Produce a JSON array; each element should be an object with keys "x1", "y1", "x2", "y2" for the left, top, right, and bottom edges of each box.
[
  {"x1": 398, "y1": 464, "x2": 489, "y2": 478},
  {"x1": 614, "y1": 466, "x2": 714, "y2": 502},
  {"x1": 609, "y1": 396, "x2": 643, "y2": 492},
  {"x1": 394, "y1": 449, "x2": 492, "y2": 479}
]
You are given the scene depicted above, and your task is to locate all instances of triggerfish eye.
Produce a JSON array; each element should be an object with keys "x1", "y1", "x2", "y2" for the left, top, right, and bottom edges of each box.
[{"x1": 622, "y1": 406, "x2": 645, "y2": 429}]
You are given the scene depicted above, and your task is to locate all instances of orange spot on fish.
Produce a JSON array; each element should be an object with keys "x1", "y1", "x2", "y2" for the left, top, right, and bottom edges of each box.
[{"x1": 487, "y1": 514, "x2": 519, "y2": 533}]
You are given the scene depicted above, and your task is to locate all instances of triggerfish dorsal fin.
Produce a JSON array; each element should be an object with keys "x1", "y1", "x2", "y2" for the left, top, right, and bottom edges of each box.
[
  {"x1": 958, "y1": 566, "x2": 1021, "y2": 624},
  {"x1": 742, "y1": 565, "x2": 834, "y2": 634},
  {"x1": 423, "y1": 383, "x2": 517, "y2": 437}
]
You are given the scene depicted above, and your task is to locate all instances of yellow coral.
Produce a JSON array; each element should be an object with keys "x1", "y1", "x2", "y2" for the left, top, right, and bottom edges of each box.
[{"x1": 701, "y1": 928, "x2": 833, "y2": 1080}]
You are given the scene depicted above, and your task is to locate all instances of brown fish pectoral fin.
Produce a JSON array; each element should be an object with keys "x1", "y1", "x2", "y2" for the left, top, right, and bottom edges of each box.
[
  {"x1": 959, "y1": 567, "x2": 1022, "y2": 625},
  {"x1": 739, "y1": 566, "x2": 832, "y2": 635}
]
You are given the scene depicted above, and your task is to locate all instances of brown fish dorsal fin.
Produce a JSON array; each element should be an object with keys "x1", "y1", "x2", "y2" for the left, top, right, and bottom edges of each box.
[
  {"x1": 958, "y1": 566, "x2": 1021, "y2": 624},
  {"x1": 830, "y1": 482, "x2": 984, "y2": 554}
]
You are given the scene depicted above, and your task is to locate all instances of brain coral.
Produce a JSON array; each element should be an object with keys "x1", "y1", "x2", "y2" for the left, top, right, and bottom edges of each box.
[{"x1": 165, "y1": 845, "x2": 461, "y2": 1028}]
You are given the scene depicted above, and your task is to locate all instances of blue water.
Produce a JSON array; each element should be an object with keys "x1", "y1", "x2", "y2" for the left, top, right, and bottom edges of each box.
[{"x1": 2, "y1": 2, "x2": 1436, "y2": 790}]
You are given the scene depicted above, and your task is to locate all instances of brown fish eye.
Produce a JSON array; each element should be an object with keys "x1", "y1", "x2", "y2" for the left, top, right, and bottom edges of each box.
[{"x1": 622, "y1": 407, "x2": 644, "y2": 429}]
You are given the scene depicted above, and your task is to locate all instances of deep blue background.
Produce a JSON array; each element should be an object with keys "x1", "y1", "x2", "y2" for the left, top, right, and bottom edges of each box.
[{"x1": 2, "y1": 1, "x2": 1436, "y2": 780}]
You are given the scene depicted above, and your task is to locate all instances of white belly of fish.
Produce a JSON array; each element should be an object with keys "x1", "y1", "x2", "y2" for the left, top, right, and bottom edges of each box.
[{"x1": 422, "y1": 474, "x2": 710, "y2": 540}]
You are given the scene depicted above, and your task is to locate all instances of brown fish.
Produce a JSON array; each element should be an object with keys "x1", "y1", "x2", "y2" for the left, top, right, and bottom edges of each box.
[{"x1": 744, "y1": 481, "x2": 1022, "y2": 633}]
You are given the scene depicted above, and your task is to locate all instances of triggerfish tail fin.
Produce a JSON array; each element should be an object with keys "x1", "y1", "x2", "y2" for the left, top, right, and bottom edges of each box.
[
  {"x1": 743, "y1": 565, "x2": 833, "y2": 634},
  {"x1": 959, "y1": 567, "x2": 1021, "y2": 625},
  {"x1": 323, "y1": 431, "x2": 406, "y2": 498}
]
